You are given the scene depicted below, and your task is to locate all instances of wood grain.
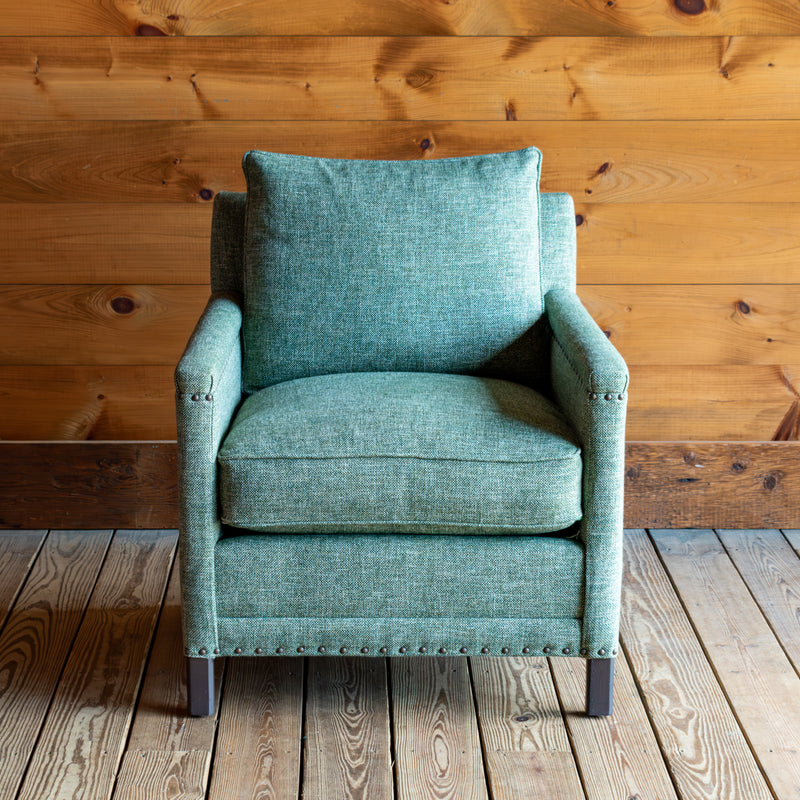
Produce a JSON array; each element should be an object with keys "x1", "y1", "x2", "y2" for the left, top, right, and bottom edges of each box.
[
  {"x1": 2, "y1": 120, "x2": 799, "y2": 203},
  {"x1": 304, "y1": 658, "x2": 392, "y2": 800},
  {"x1": 3, "y1": 441, "x2": 799, "y2": 530},
  {"x1": 621, "y1": 530, "x2": 773, "y2": 800},
  {"x1": 0, "y1": 284, "x2": 206, "y2": 366},
  {"x1": 0, "y1": 204, "x2": 212, "y2": 284},
  {"x1": 652, "y1": 529, "x2": 800, "y2": 800},
  {"x1": 470, "y1": 657, "x2": 583, "y2": 800},
  {"x1": 2, "y1": 364, "x2": 798, "y2": 443},
  {"x1": 0, "y1": 366, "x2": 178, "y2": 441},
  {"x1": 126, "y1": 556, "x2": 222, "y2": 752},
  {"x1": 1, "y1": 283, "x2": 796, "y2": 367},
  {"x1": 579, "y1": 284, "x2": 800, "y2": 366},
  {"x1": 625, "y1": 365, "x2": 800, "y2": 442},
  {"x1": 1, "y1": 0, "x2": 799, "y2": 36},
  {"x1": 113, "y1": 751, "x2": 210, "y2": 800},
  {"x1": 17, "y1": 529, "x2": 176, "y2": 800},
  {"x1": 623, "y1": 442, "x2": 800, "y2": 528},
  {"x1": 6, "y1": 202, "x2": 800, "y2": 287},
  {"x1": 392, "y1": 657, "x2": 488, "y2": 800},
  {"x1": 0, "y1": 530, "x2": 112, "y2": 800},
  {"x1": 0, "y1": 442, "x2": 179, "y2": 530},
  {"x1": 548, "y1": 652, "x2": 678, "y2": 800},
  {"x1": 576, "y1": 202, "x2": 800, "y2": 285},
  {"x1": 0, "y1": 529, "x2": 46, "y2": 627},
  {"x1": 207, "y1": 657, "x2": 303, "y2": 800},
  {"x1": 4, "y1": 37, "x2": 800, "y2": 122},
  {"x1": 717, "y1": 529, "x2": 800, "y2": 673}
]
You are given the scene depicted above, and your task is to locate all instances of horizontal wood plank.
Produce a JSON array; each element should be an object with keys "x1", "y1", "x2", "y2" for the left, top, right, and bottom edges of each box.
[
  {"x1": 6, "y1": 202, "x2": 800, "y2": 286},
  {"x1": 0, "y1": 204, "x2": 212, "y2": 284},
  {"x1": 0, "y1": 284, "x2": 207, "y2": 366},
  {"x1": 0, "y1": 442, "x2": 179, "y2": 529},
  {"x1": 580, "y1": 284, "x2": 800, "y2": 366},
  {"x1": 2, "y1": 441, "x2": 799, "y2": 529},
  {"x1": 0, "y1": 284, "x2": 796, "y2": 367},
  {"x1": 1, "y1": 0, "x2": 799, "y2": 36},
  {"x1": 2, "y1": 364, "x2": 798, "y2": 443},
  {"x1": 2, "y1": 120, "x2": 799, "y2": 203},
  {"x1": 0, "y1": 366, "x2": 178, "y2": 440},
  {"x1": 576, "y1": 202, "x2": 800, "y2": 284},
  {"x1": 626, "y1": 365, "x2": 800, "y2": 442},
  {"x1": 3, "y1": 37, "x2": 800, "y2": 122},
  {"x1": 624, "y1": 442, "x2": 800, "y2": 528}
]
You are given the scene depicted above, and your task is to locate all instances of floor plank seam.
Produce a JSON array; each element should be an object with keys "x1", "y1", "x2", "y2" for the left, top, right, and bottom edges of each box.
[
  {"x1": 385, "y1": 658, "x2": 399, "y2": 800},
  {"x1": 201, "y1": 658, "x2": 227, "y2": 800},
  {"x1": 617, "y1": 631, "x2": 685, "y2": 800},
  {"x1": 108, "y1": 533, "x2": 180, "y2": 800},
  {"x1": 10, "y1": 529, "x2": 117, "y2": 800},
  {"x1": 0, "y1": 530, "x2": 48, "y2": 634},
  {"x1": 546, "y1": 657, "x2": 590, "y2": 800},
  {"x1": 296, "y1": 656, "x2": 310, "y2": 800},
  {"x1": 466, "y1": 656, "x2": 496, "y2": 800},
  {"x1": 648, "y1": 529, "x2": 782, "y2": 800},
  {"x1": 716, "y1": 529, "x2": 800, "y2": 683}
]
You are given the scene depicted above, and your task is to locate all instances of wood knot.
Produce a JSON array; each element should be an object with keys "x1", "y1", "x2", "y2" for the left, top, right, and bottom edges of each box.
[
  {"x1": 674, "y1": 0, "x2": 705, "y2": 14},
  {"x1": 505, "y1": 102, "x2": 517, "y2": 121},
  {"x1": 405, "y1": 69, "x2": 435, "y2": 89},
  {"x1": 737, "y1": 300, "x2": 751, "y2": 314},
  {"x1": 762, "y1": 472, "x2": 780, "y2": 491},
  {"x1": 595, "y1": 161, "x2": 611, "y2": 176},
  {"x1": 110, "y1": 296, "x2": 135, "y2": 314},
  {"x1": 575, "y1": 214, "x2": 584, "y2": 226},
  {"x1": 136, "y1": 23, "x2": 168, "y2": 36},
  {"x1": 420, "y1": 138, "x2": 432, "y2": 151},
  {"x1": 625, "y1": 466, "x2": 640, "y2": 481},
  {"x1": 199, "y1": 188, "x2": 214, "y2": 201},
  {"x1": 682, "y1": 452, "x2": 696, "y2": 464},
  {"x1": 731, "y1": 462, "x2": 746, "y2": 472}
]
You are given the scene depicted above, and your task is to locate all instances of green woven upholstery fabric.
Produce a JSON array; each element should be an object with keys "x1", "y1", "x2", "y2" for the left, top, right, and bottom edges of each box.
[
  {"x1": 215, "y1": 533, "x2": 583, "y2": 620},
  {"x1": 175, "y1": 292, "x2": 244, "y2": 654},
  {"x1": 546, "y1": 288, "x2": 629, "y2": 658},
  {"x1": 241, "y1": 148, "x2": 543, "y2": 392},
  {"x1": 217, "y1": 372, "x2": 583, "y2": 534}
]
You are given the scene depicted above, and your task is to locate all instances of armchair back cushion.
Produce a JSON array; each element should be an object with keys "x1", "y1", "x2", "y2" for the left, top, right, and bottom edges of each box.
[{"x1": 241, "y1": 148, "x2": 544, "y2": 392}]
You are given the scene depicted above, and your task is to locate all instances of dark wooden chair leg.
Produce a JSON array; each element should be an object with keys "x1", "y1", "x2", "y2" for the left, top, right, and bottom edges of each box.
[
  {"x1": 187, "y1": 656, "x2": 215, "y2": 717},
  {"x1": 586, "y1": 658, "x2": 614, "y2": 717}
]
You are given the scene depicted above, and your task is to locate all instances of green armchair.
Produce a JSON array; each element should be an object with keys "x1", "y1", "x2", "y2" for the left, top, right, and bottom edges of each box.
[{"x1": 175, "y1": 148, "x2": 628, "y2": 718}]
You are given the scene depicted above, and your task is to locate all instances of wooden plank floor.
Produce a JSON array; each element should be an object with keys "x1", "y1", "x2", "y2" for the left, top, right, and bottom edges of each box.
[{"x1": 1, "y1": 529, "x2": 799, "y2": 800}]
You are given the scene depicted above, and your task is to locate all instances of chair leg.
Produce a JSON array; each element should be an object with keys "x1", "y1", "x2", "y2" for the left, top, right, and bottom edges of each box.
[
  {"x1": 187, "y1": 656, "x2": 215, "y2": 717},
  {"x1": 586, "y1": 658, "x2": 614, "y2": 717}
]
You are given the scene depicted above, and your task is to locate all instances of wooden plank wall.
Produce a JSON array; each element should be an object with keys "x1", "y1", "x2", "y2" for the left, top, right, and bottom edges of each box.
[{"x1": 1, "y1": 2, "x2": 800, "y2": 445}]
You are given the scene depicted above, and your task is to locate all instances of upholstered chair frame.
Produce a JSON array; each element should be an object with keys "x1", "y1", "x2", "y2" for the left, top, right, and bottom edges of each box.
[{"x1": 176, "y1": 167, "x2": 628, "y2": 718}]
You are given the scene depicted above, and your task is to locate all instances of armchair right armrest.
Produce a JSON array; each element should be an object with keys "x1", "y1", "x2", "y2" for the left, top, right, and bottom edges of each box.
[{"x1": 544, "y1": 288, "x2": 628, "y2": 659}]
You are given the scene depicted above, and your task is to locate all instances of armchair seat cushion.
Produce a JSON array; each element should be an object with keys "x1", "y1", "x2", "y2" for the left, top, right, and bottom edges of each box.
[{"x1": 218, "y1": 371, "x2": 582, "y2": 534}]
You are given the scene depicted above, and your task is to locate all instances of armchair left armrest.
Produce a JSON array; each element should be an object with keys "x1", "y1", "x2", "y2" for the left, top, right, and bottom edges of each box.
[
  {"x1": 544, "y1": 288, "x2": 628, "y2": 658},
  {"x1": 175, "y1": 291, "x2": 243, "y2": 655}
]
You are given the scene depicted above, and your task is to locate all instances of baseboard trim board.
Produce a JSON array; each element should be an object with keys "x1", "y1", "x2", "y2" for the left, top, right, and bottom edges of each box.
[{"x1": 1, "y1": 441, "x2": 797, "y2": 530}]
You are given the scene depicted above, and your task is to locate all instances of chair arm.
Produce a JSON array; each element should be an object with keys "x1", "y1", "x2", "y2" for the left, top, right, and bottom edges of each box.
[
  {"x1": 175, "y1": 292, "x2": 243, "y2": 655},
  {"x1": 544, "y1": 288, "x2": 628, "y2": 658}
]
